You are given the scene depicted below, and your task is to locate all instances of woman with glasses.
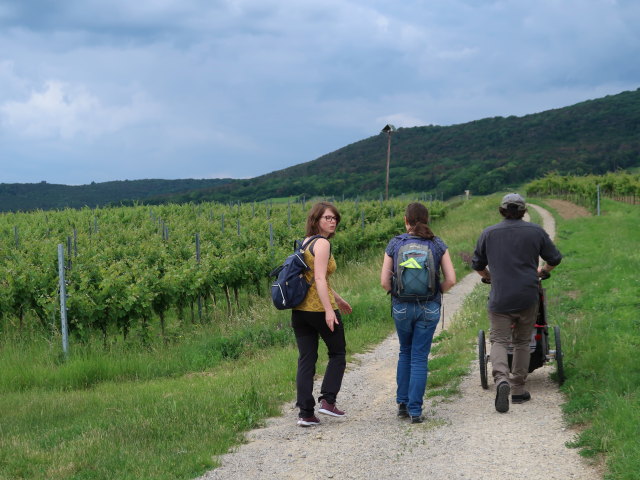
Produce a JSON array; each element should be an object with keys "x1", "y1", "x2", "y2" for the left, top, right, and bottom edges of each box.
[
  {"x1": 292, "y1": 201, "x2": 352, "y2": 427},
  {"x1": 380, "y1": 202, "x2": 456, "y2": 423}
]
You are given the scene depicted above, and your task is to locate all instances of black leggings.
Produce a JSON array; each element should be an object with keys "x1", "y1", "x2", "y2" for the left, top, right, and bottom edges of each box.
[{"x1": 291, "y1": 309, "x2": 346, "y2": 417}]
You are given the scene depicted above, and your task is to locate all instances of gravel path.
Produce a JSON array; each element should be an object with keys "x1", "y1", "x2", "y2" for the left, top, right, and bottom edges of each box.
[{"x1": 197, "y1": 204, "x2": 600, "y2": 480}]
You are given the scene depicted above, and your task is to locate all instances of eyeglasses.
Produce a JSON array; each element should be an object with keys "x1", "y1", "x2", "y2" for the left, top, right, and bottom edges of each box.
[{"x1": 321, "y1": 215, "x2": 338, "y2": 223}]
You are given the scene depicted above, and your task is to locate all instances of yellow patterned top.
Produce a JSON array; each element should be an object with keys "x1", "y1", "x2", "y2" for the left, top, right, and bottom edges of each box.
[{"x1": 293, "y1": 240, "x2": 338, "y2": 312}]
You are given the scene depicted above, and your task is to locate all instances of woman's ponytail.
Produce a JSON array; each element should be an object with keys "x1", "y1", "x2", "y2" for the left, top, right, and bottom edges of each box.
[{"x1": 405, "y1": 202, "x2": 434, "y2": 240}]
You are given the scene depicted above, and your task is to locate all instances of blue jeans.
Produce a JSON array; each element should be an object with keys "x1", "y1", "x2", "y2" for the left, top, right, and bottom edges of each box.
[{"x1": 393, "y1": 300, "x2": 441, "y2": 417}]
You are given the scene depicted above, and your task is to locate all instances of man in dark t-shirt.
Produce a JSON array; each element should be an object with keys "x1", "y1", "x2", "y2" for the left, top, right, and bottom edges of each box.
[{"x1": 472, "y1": 193, "x2": 562, "y2": 413}]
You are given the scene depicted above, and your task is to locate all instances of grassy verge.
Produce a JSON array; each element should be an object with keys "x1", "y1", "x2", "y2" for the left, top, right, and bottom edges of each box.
[
  {"x1": 0, "y1": 195, "x2": 506, "y2": 480},
  {"x1": 547, "y1": 199, "x2": 639, "y2": 479},
  {"x1": 427, "y1": 287, "x2": 488, "y2": 399}
]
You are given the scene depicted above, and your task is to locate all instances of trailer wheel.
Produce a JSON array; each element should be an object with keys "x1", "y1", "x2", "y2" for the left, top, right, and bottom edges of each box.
[
  {"x1": 478, "y1": 330, "x2": 489, "y2": 389},
  {"x1": 554, "y1": 325, "x2": 565, "y2": 385}
]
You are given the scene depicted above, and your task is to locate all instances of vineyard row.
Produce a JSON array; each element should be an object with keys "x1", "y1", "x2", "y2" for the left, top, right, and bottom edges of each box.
[{"x1": 0, "y1": 198, "x2": 446, "y2": 344}]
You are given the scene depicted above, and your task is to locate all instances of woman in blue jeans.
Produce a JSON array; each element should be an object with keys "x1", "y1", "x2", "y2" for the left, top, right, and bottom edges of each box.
[{"x1": 380, "y1": 202, "x2": 456, "y2": 423}]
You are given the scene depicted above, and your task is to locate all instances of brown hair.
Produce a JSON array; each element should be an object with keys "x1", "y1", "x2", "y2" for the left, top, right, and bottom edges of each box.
[
  {"x1": 305, "y1": 202, "x2": 341, "y2": 239},
  {"x1": 405, "y1": 202, "x2": 434, "y2": 240},
  {"x1": 499, "y1": 206, "x2": 526, "y2": 220}
]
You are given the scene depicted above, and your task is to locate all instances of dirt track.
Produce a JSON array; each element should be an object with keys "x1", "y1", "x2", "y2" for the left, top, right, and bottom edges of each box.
[
  {"x1": 545, "y1": 198, "x2": 591, "y2": 219},
  {"x1": 196, "y1": 203, "x2": 601, "y2": 480}
]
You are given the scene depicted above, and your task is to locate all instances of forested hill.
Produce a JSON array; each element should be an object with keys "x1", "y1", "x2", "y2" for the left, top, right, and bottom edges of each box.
[
  {"x1": 3, "y1": 88, "x2": 639, "y2": 211},
  {"x1": 0, "y1": 179, "x2": 231, "y2": 212},
  {"x1": 170, "y1": 87, "x2": 640, "y2": 203}
]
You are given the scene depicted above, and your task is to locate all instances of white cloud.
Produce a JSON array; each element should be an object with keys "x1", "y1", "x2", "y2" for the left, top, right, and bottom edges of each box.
[
  {"x1": 376, "y1": 113, "x2": 427, "y2": 129},
  {"x1": 0, "y1": 80, "x2": 159, "y2": 140}
]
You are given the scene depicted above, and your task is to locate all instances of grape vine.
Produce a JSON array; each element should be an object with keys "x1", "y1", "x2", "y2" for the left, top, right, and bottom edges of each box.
[{"x1": 0, "y1": 198, "x2": 446, "y2": 343}]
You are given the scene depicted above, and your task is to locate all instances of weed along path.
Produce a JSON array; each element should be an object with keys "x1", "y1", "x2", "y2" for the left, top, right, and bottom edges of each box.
[{"x1": 197, "y1": 204, "x2": 599, "y2": 480}]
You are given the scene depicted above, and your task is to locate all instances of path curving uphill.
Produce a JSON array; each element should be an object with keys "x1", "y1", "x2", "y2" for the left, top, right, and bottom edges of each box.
[{"x1": 197, "y1": 204, "x2": 599, "y2": 480}]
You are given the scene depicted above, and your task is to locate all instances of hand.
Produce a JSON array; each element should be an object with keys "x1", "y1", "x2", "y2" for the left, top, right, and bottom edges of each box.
[
  {"x1": 480, "y1": 270, "x2": 491, "y2": 284},
  {"x1": 537, "y1": 267, "x2": 551, "y2": 279},
  {"x1": 325, "y1": 311, "x2": 339, "y2": 332},
  {"x1": 336, "y1": 297, "x2": 352, "y2": 314}
]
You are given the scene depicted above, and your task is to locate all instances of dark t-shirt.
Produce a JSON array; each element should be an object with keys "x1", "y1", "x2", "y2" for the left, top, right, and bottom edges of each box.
[
  {"x1": 385, "y1": 234, "x2": 448, "y2": 305},
  {"x1": 472, "y1": 219, "x2": 562, "y2": 313}
]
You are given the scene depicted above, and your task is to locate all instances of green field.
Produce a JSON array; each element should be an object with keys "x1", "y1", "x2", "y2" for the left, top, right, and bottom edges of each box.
[
  {"x1": 0, "y1": 195, "x2": 637, "y2": 479},
  {"x1": 545, "y1": 199, "x2": 640, "y2": 479}
]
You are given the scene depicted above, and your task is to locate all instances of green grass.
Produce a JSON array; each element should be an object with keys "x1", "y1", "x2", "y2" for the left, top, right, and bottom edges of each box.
[
  {"x1": 8, "y1": 193, "x2": 637, "y2": 479},
  {"x1": 0, "y1": 248, "x2": 400, "y2": 479},
  {"x1": 0, "y1": 356, "x2": 285, "y2": 479},
  {"x1": 0, "y1": 313, "x2": 296, "y2": 393},
  {"x1": 0, "y1": 282, "x2": 391, "y2": 479},
  {"x1": 546, "y1": 199, "x2": 640, "y2": 479},
  {"x1": 527, "y1": 204, "x2": 543, "y2": 225},
  {"x1": 433, "y1": 195, "x2": 503, "y2": 274},
  {"x1": 426, "y1": 287, "x2": 488, "y2": 399}
]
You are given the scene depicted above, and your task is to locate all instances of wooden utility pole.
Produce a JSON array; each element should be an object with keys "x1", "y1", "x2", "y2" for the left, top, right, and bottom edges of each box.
[{"x1": 381, "y1": 124, "x2": 396, "y2": 201}]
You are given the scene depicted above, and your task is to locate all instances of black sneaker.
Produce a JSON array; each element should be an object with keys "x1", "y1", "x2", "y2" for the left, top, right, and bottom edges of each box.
[
  {"x1": 397, "y1": 403, "x2": 409, "y2": 418},
  {"x1": 495, "y1": 381, "x2": 510, "y2": 413},
  {"x1": 512, "y1": 391, "x2": 531, "y2": 404},
  {"x1": 410, "y1": 415, "x2": 425, "y2": 424}
]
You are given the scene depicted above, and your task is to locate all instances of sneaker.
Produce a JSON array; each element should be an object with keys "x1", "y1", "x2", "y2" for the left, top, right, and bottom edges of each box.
[
  {"x1": 397, "y1": 403, "x2": 409, "y2": 418},
  {"x1": 318, "y1": 399, "x2": 346, "y2": 417},
  {"x1": 495, "y1": 381, "x2": 510, "y2": 413},
  {"x1": 512, "y1": 391, "x2": 531, "y2": 404},
  {"x1": 410, "y1": 415, "x2": 425, "y2": 424},
  {"x1": 297, "y1": 415, "x2": 321, "y2": 427}
]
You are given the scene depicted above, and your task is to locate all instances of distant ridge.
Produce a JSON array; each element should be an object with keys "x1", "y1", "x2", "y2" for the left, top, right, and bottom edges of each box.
[
  {"x1": 0, "y1": 179, "x2": 231, "y2": 212},
  {"x1": 2, "y1": 88, "x2": 639, "y2": 211},
  {"x1": 171, "y1": 87, "x2": 640, "y2": 203}
]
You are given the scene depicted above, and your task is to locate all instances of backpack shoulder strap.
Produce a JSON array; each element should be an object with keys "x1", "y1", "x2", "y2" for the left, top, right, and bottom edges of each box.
[
  {"x1": 302, "y1": 235, "x2": 328, "y2": 257},
  {"x1": 301, "y1": 234, "x2": 323, "y2": 248}
]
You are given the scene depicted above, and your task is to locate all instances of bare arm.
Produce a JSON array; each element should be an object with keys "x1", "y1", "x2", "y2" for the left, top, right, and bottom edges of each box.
[
  {"x1": 537, "y1": 263, "x2": 556, "y2": 276},
  {"x1": 471, "y1": 234, "x2": 488, "y2": 281},
  {"x1": 380, "y1": 253, "x2": 394, "y2": 293},
  {"x1": 439, "y1": 249, "x2": 456, "y2": 293},
  {"x1": 313, "y1": 238, "x2": 340, "y2": 331}
]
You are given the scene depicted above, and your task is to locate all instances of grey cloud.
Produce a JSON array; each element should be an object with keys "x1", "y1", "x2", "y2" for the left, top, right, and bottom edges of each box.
[{"x1": 0, "y1": 0, "x2": 639, "y2": 184}]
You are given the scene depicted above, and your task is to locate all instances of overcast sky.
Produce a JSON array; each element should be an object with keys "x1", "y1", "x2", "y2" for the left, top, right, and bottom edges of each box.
[{"x1": 1, "y1": 0, "x2": 639, "y2": 185}]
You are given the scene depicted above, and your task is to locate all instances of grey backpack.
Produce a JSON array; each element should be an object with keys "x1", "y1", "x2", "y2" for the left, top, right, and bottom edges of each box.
[{"x1": 392, "y1": 237, "x2": 437, "y2": 301}]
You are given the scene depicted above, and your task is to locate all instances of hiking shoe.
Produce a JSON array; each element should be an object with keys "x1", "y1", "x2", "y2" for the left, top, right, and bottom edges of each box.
[
  {"x1": 397, "y1": 403, "x2": 409, "y2": 418},
  {"x1": 297, "y1": 415, "x2": 321, "y2": 427},
  {"x1": 512, "y1": 391, "x2": 531, "y2": 404},
  {"x1": 318, "y1": 399, "x2": 346, "y2": 417},
  {"x1": 410, "y1": 415, "x2": 425, "y2": 424},
  {"x1": 495, "y1": 381, "x2": 510, "y2": 413}
]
